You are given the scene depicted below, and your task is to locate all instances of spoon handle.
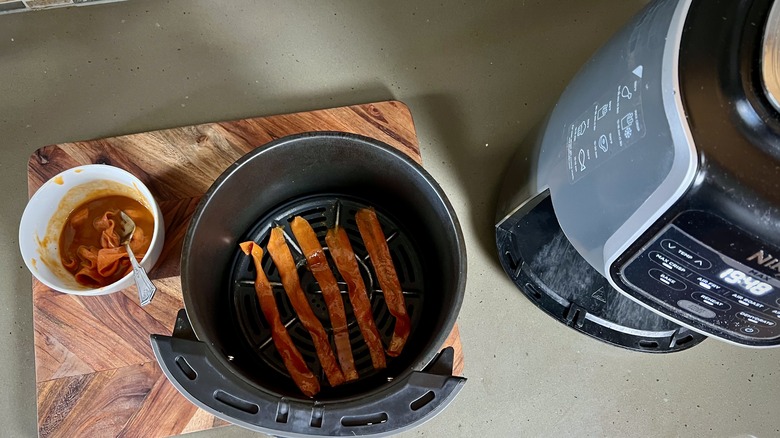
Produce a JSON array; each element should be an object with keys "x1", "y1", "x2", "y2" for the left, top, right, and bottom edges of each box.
[{"x1": 126, "y1": 244, "x2": 157, "y2": 306}]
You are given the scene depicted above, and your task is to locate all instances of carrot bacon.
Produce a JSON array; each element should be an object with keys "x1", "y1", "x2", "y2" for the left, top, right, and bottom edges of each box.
[
  {"x1": 239, "y1": 241, "x2": 320, "y2": 398},
  {"x1": 290, "y1": 217, "x2": 358, "y2": 382},
  {"x1": 326, "y1": 225, "x2": 387, "y2": 370},
  {"x1": 355, "y1": 208, "x2": 410, "y2": 357},
  {"x1": 266, "y1": 227, "x2": 346, "y2": 387}
]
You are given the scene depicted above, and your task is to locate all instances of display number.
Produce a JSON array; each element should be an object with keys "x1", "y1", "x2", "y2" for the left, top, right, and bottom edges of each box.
[{"x1": 719, "y1": 268, "x2": 773, "y2": 296}]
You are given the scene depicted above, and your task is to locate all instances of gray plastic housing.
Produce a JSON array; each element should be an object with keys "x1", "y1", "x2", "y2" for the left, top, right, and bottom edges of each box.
[{"x1": 498, "y1": 0, "x2": 697, "y2": 277}]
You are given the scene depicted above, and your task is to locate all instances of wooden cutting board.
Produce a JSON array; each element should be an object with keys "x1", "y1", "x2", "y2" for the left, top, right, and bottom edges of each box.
[{"x1": 27, "y1": 101, "x2": 464, "y2": 438}]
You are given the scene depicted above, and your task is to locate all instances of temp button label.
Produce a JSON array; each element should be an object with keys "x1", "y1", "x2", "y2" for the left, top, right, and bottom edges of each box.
[{"x1": 660, "y1": 239, "x2": 712, "y2": 270}]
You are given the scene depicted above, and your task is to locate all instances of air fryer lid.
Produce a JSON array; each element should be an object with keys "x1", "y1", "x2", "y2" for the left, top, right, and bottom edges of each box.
[
  {"x1": 151, "y1": 132, "x2": 466, "y2": 437},
  {"x1": 496, "y1": 0, "x2": 780, "y2": 350},
  {"x1": 494, "y1": 0, "x2": 709, "y2": 353},
  {"x1": 607, "y1": 0, "x2": 780, "y2": 347}
]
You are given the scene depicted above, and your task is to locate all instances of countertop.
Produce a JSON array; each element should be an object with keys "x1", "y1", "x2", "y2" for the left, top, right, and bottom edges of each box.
[{"x1": 2, "y1": 1, "x2": 779, "y2": 437}]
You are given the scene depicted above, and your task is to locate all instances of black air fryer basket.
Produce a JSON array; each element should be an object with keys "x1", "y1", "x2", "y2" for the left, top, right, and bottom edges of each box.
[{"x1": 151, "y1": 132, "x2": 467, "y2": 437}]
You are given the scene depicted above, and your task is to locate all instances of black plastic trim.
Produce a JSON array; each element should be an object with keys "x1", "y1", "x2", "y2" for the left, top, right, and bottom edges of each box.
[
  {"x1": 150, "y1": 310, "x2": 465, "y2": 437},
  {"x1": 496, "y1": 191, "x2": 706, "y2": 353}
]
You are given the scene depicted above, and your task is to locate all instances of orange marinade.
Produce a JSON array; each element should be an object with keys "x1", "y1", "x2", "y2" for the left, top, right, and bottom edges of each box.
[{"x1": 58, "y1": 195, "x2": 153, "y2": 287}]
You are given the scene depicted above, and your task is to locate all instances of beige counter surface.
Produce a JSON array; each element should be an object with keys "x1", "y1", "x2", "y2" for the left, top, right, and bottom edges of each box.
[{"x1": 2, "y1": 1, "x2": 779, "y2": 437}]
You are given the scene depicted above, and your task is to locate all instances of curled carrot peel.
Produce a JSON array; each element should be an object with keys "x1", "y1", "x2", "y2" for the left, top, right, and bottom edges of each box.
[
  {"x1": 267, "y1": 227, "x2": 346, "y2": 387},
  {"x1": 355, "y1": 208, "x2": 410, "y2": 357},
  {"x1": 326, "y1": 226, "x2": 387, "y2": 370},
  {"x1": 60, "y1": 196, "x2": 153, "y2": 288},
  {"x1": 239, "y1": 241, "x2": 320, "y2": 397},
  {"x1": 291, "y1": 217, "x2": 358, "y2": 382}
]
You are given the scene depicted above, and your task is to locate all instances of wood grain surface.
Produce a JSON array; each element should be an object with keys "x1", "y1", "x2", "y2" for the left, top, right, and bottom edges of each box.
[{"x1": 27, "y1": 101, "x2": 464, "y2": 438}]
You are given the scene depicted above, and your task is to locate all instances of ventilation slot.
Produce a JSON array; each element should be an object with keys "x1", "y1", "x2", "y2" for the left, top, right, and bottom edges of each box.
[
  {"x1": 565, "y1": 305, "x2": 586, "y2": 328},
  {"x1": 675, "y1": 334, "x2": 694, "y2": 346},
  {"x1": 525, "y1": 283, "x2": 542, "y2": 300},
  {"x1": 410, "y1": 391, "x2": 435, "y2": 411},
  {"x1": 341, "y1": 412, "x2": 389, "y2": 427},
  {"x1": 175, "y1": 356, "x2": 197, "y2": 380},
  {"x1": 310, "y1": 404, "x2": 324, "y2": 428},
  {"x1": 213, "y1": 390, "x2": 259, "y2": 415},
  {"x1": 276, "y1": 399, "x2": 290, "y2": 423},
  {"x1": 638, "y1": 340, "x2": 659, "y2": 349}
]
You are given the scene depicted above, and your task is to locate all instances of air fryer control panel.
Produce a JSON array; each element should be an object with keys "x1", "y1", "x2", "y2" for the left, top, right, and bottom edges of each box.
[{"x1": 620, "y1": 211, "x2": 780, "y2": 342}]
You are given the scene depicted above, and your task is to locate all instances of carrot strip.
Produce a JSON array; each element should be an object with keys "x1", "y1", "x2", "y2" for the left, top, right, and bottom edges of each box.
[
  {"x1": 355, "y1": 208, "x2": 410, "y2": 357},
  {"x1": 267, "y1": 227, "x2": 346, "y2": 387},
  {"x1": 76, "y1": 245, "x2": 99, "y2": 269},
  {"x1": 326, "y1": 226, "x2": 387, "y2": 370},
  {"x1": 291, "y1": 217, "x2": 358, "y2": 381},
  {"x1": 94, "y1": 210, "x2": 121, "y2": 248},
  {"x1": 74, "y1": 267, "x2": 103, "y2": 287},
  {"x1": 239, "y1": 241, "x2": 320, "y2": 397},
  {"x1": 96, "y1": 247, "x2": 128, "y2": 276}
]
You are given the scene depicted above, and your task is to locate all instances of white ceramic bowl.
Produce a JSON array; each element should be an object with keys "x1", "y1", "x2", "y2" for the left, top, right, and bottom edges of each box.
[{"x1": 19, "y1": 164, "x2": 165, "y2": 295}]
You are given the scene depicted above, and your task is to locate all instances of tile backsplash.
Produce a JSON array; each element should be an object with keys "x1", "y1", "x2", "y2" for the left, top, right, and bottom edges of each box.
[{"x1": 0, "y1": 0, "x2": 126, "y2": 14}]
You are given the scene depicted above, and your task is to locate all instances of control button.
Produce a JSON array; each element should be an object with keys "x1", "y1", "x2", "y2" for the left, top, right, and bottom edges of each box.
[
  {"x1": 648, "y1": 268, "x2": 686, "y2": 291},
  {"x1": 766, "y1": 308, "x2": 780, "y2": 320},
  {"x1": 737, "y1": 311, "x2": 776, "y2": 327},
  {"x1": 691, "y1": 292, "x2": 731, "y2": 311},
  {"x1": 649, "y1": 251, "x2": 690, "y2": 276},
  {"x1": 693, "y1": 276, "x2": 723, "y2": 292},
  {"x1": 677, "y1": 300, "x2": 717, "y2": 319},
  {"x1": 740, "y1": 326, "x2": 760, "y2": 335},
  {"x1": 661, "y1": 239, "x2": 712, "y2": 270},
  {"x1": 728, "y1": 292, "x2": 767, "y2": 311}
]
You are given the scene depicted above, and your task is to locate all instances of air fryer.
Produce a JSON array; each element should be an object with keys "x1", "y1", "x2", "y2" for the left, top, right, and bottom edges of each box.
[
  {"x1": 152, "y1": 132, "x2": 467, "y2": 437},
  {"x1": 496, "y1": 0, "x2": 780, "y2": 351}
]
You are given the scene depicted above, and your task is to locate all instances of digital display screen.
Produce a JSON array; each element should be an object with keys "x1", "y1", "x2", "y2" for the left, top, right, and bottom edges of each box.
[{"x1": 718, "y1": 268, "x2": 774, "y2": 296}]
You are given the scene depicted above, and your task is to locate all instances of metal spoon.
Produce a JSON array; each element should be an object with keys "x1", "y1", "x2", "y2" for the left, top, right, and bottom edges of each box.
[{"x1": 118, "y1": 211, "x2": 157, "y2": 306}]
